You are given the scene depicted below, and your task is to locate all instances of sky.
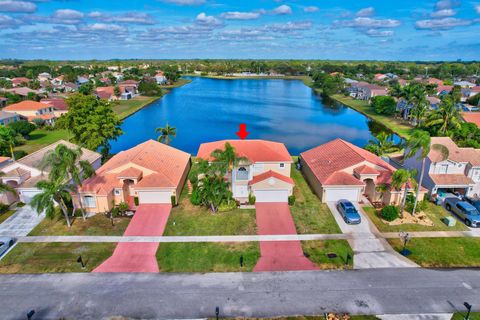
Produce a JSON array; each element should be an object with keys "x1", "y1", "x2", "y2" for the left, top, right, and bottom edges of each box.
[{"x1": 0, "y1": 0, "x2": 479, "y2": 61}]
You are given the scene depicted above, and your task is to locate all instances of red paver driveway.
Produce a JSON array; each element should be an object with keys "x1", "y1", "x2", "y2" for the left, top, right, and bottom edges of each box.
[
  {"x1": 254, "y1": 202, "x2": 318, "y2": 272},
  {"x1": 93, "y1": 204, "x2": 171, "y2": 273}
]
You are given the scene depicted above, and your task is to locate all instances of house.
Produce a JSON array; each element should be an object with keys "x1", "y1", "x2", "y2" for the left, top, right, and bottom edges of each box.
[
  {"x1": 397, "y1": 79, "x2": 408, "y2": 87},
  {"x1": 348, "y1": 82, "x2": 388, "y2": 100},
  {"x1": 462, "y1": 112, "x2": 480, "y2": 128},
  {"x1": 118, "y1": 80, "x2": 138, "y2": 97},
  {"x1": 374, "y1": 73, "x2": 388, "y2": 81},
  {"x1": 3, "y1": 100, "x2": 57, "y2": 125},
  {"x1": 37, "y1": 72, "x2": 51, "y2": 82},
  {"x1": 300, "y1": 138, "x2": 423, "y2": 204},
  {"x1": 63, "y1": 82, "x2": 78, "y2": 92},
  {"x1": 0, "y1": 110, "x2": 20, "y2": 125},
  {"x1": 95, "y1": 87, "x2": 117, "y2": 101},
  {"x1": 11, "y1": 77, "x2": 31, "y2": 87},
  {"x1": 51, "y1": 75, "x2": 64, "y2": 86},
  {"x1": 454, "y1": 81, "x2": 476, "y2": 88},
  {"x1": 436, "y1": 85, "x2": 453, "y2": 96},
  {"x1": 197, "y1": 140, "x2": 294, "y2": 203},
  {"x1": 3, "y1": 87, "x2": 41, "y2": 97},
  {"x1": 76, "y1": 76, "x2": 90, "y2": 85},
  {"x1": 426, "y1": 96, "x2": 441, "y2": 109},
  {"x1": 460, "y1": 86, "x2": 480, "y2": 102},
  {"x1": 76, "y1": 140, "x2": 190, "y2": 214},
  {"x1": 40, "y1": 98, "x2": 68, "y2": 116},
  {"x1": 155, "y1": 72, "x2": 167, "y2": 85},
  {"x1": 426, "y1": 78, "x2": 444, "y2": 86},
  {"x1": 0, "y1": 140, "x2": 102, "y2": 205},
  {"x1": 403, "y1": 137, "x2": 480, "y2": 198}
]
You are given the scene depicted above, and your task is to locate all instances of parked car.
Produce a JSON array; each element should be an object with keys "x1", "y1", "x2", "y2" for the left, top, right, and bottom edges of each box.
[
  {"x1": 336, "y1": 199, "x2": 361, "y2": 224},
  {"x1": 444, "y1": 197, "x2": 480, "y2": 227},
  {"x1": 465, "y1": 197, "x2": 480, "y2": 212},
  {"x1": 0, "y1": 236, "x2": 15, "y2": 257}
]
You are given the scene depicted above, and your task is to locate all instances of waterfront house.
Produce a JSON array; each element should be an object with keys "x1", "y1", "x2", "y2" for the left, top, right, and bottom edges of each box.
[
  {"x1": 155, "y1": 72, "x2": 167, "y2": 85},
  {"x1": 403, "y1": 137, "x2": 480, "y2": 198},
  {"x1": 348, "y1": 81, "x2": 388, "y2": 100},
  {"x1": 77, "y1": 140, "x2": 190, "y2": 214},
  {"x1": 197, "y1": 140, "x2": 294, "y2": 203},
  {"x1": 0, "y1": 110, "x2": 20, "y2": 126},
  {"x1": 0, "y1": 140, "x2": 102, "y2": 205},
  {"x1": 3, "y1": 100, "x2": 56, "y2": 125}
]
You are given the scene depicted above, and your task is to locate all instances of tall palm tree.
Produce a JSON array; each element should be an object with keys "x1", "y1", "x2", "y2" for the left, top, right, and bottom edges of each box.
[
  {"x1": 405, "y1": 130, "x2": 430, "y2": 215},
  {"x1": 391, "y1": 169, "x2": 417, "y2": 218},
  {"x1": 365, "y1": 132, "x2": 400, "y2": 156},
  {"x1": 410, "y1": 89, "x2": 429, "y2": 127},
  {"x1": 31, "y1": 180, "x2": 74, "y2": 228},
  {"x1": 41, "y1": 144, "x2": 95, "y2": 221},
  {"x1": 425, "y1": 95, "x2": 461, "y2": 134},
  {"x1": 210, "y1": 142, "x2": 249, "y2": 174},
  {"x1": 155, "y1": 123, "x2": 176, "y2": 145}
]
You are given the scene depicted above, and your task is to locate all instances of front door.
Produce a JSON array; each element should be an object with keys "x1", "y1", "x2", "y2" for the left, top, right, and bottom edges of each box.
[{"x1": 234, "y1": 185, "x2": 248, "y2": 198}]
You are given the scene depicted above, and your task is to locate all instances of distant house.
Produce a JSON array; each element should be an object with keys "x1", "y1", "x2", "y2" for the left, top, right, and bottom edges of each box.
[
  {"x1": 426, "y1": 77, "x2": 444, "y2": 86},
  {"x1": 37, "y1": 72, "x2": 51, "y2": 82},
  {"x1": 155, "y1": 72, "x2": 167, "y2": 85},
  {"x1": 426, "y1": 96, "x2": 441, "y2": 109},
  {"x1": 0, "y1": 110, "x2": 20, "y2": 126},
  {"x1": 11, "y1": 77, "x2": 31, "y2": 87},
  {"x1": 436, "y1": 85, "x2": 453, "y2": 96},
  {"x1": 95, "y1": 87, "x2": 117, "y2": 101},
  {"x1": 462, "y1": 113, "x2": 480, "y2": 128},
  {"x1": 460, "y1": 86, "x2": 480, "y2": 102},
  {"x1": 3, "y1": 100, "x2": 56, "y2": 125},
  {"x1": 3, "y1": 87, "x2": 40, "y2": 97},
  {"x1": 397, "y1": 79, "x2": 408, "y2": 87},
  {"x1": 454, "y1": 81, "x2": 476, "y2": 88},
  {"x1": 40, "y1": 98, "x2": 68, "y2": 117},
  {"x1": 374, "y1": 73, "x2": 387, "y2": 81},
  {"x1": 63, "y1": 82, "x2": 78, "y2": 92},
  {"x1": 99, "y1": 77, "x2": 111, "y2": 85},
  {"x1": 348, "y1": 81, "x2": 388, "y2": 100},
  {"x1": 0, "y1": 140, "x2": 102, "y2": 205},
  {"x1": 76, "y1": 76, "x2": 90, "y2": 85},
  {"x1": 118, "y1": 80, "x2": 138, "y2": 97},
  {"x1": 51, "y1": 75, "x2": 64, "y2": 86}
]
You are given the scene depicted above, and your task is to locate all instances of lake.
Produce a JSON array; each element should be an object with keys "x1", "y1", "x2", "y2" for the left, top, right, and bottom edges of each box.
[{"x1": 110, "y1": 77, "x2": 399, "y2": 155}]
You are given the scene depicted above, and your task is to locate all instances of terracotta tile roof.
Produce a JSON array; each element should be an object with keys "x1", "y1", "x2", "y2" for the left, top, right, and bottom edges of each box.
[
  {"x1": 462, "y1": 113, "x2": 480, "y2": 128},
  {"x1": 197, "y1": 140, "x2": 292, "y2": 163},
  {"x1": 96, "y1": 91, "x2": 112, "y2": 100},
  {"x1": 323, "y1": 171, "x2": 365, "y2": 186},
  {"x1": 248, "y1": 170, "x2": 294, "y2": 185},
  {"x1": 96, "y1": 86, "x2": 115, "y2": 95},
  {"x1": 116, "y1": 167, "x2": 143, "y2": 179},
  {"x1": 11, "y1": 77, "x2": 31, "y2": 84},
  {"x1": 80, "y1": 140, "x2": 190, "y2": 194},
  {"x1": 436, "y1": 85, "x2": 453, "y2": 93},
  {"x1": 4, "y1": 100, "x2": 49, "y2": 111},
  {"x1": 429, "y1": 174, "x2": 475, "y2": 186},
  {"x1": 119, "y1": 80, "x2": 138, "y2": 85},
  {"x1": 429, "y1": 137, "x2": 480, "y2": 166},
  {"x1": 0, "y1": 156, "x2": 10, "y2": 163},
  {"x1": 4, "y1": 87, "x2": 39, "y2": 96},
  {"x1": 40, "y1": 98, "x2": 68, "y2": 111},
  {"x1": 354, "y1": 165, "x2": 380, "y2": 175},
  {"x1": 300, "y1": 138, "x2": 395, "y2": 185}
]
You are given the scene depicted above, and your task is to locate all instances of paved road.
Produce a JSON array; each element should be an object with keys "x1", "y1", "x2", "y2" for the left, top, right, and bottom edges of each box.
[{"x1": 0, "y1": 268, "x2": 479, "y2": 320}]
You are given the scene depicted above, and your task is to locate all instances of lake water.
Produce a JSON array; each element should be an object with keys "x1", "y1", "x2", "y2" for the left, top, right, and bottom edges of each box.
[{"x1": 110, "y1": 77, "x2": 399, "y2": 155}]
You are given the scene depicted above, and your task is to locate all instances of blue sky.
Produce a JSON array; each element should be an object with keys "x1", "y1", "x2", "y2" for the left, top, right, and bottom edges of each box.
[{"x1": 0, "y1": 0, "x2": 479, "y2": 60}]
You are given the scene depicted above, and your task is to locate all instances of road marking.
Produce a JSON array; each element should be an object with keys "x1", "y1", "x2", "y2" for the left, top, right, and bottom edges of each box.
[{"x1": 462, "y1": 282, "x2": 473, "y2": 290}]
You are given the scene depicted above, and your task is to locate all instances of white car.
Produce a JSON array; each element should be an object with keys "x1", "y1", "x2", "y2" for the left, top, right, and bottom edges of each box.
[{"x1": 0, "y1": 236, "x2": 15, "y2": 257}]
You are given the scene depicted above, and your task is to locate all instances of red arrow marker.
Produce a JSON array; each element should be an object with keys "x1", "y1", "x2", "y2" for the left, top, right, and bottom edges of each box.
[{"x1": 236, "y1": 124, "x2": 250, "y2": 140}]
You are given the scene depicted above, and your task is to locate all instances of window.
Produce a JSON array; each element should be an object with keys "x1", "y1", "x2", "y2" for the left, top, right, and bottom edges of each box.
[
  {"x1": 236, "y1": 167, "x2": 249, "y2": 180},
  {"x1": 83, "y1": 196, "x2": 96, "y2": 208},
  {"x1": 279, "y1": 163, "x2": 285, "y2": 168},
  {"x1": 114, "y1": 189, "x2": 121, "y2": 196},
  {"x1": 438, "y1": 164, "x2": 448, "y2": 174}
]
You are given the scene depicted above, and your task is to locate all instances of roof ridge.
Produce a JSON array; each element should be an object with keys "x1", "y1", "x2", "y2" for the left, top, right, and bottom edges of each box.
[{"x1": 17, "y1": 139, "x2": 69, "y2": 164}]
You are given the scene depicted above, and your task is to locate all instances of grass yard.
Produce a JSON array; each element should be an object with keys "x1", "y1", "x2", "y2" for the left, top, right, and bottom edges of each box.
[
  {"x1": 161, "y1": 78, "x2": 192, "y2": 89},
  {"x1": 28, "y1": 214, "x2": 131, "y2": 236},
  {"x1": 14, "y1": 128, "x2": 70, "y2": 155},
  {"x1": 363, "y1": 202, "x2": 469, "y2": 233},
  {"x1": 213, "y1": 316, "x2": 380, "y2": 320},
  {"x1": 0, "y1": 210, "x2": 16, "y2": 224},
  {"x1": 388, "y1": 237, "x2": 480, "y2": 267},
  {"x1": 0, "y1": 242, "x2": 116, "y2": 273},
  {"x1": 290, "y1": 161, "x2": 341, "y2": 234},
  {"x1": 112, "y1": 95, "x2": 161, "y2": 119},
  {"x1": 302, "y1": 240, "x2": 354, "y2": 269},
  {"x1": 164, "y1": 187, "x2": 257, "y2": 236},
  {"x1": 331, "y1": 94, "x2": 413, "y2": 139},
  {"x1": 451, "y1": 313, "x2": 480, "y2": 320},
  {"x1": 157, "y1": 242, "x2": 260, "y2": 272}
]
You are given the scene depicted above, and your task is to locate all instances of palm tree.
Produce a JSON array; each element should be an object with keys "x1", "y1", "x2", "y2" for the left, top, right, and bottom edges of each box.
[
  {"x1": 375, "y1": 183, "x2": 388, "y2": 203},
  {"x1": 210, "y1": 142, "x2": 249, "y2": 174},
  {"x1": 0, "y1": 172, "x2": 17, "y2": 197},
  {"x1": 31, "y1": 180, "x2": 74, "y2": 228},
  {"x1": 41, "y1": 144, "x2": 95, "y2": 221},
  {"x1": 391, "y1": 169, "x2": 417, "y2": 218},
  {"x1": 156, "y1": 123, "x2": 176, "y2": 145},
  {"x1": 410, "y1": 91, "x2": 429, "y2": 127},
  {"x1": 405, "y1": 130, "x2": 430, "y2": 215},
  {"x1": 425, "y1": 95, "x2": 461, "y2": 134},
  {"x1": 365, "y1": 132, "x2": 400, "y2": 156},
  {"x1": 196, "y1": 174, "x2": 230, "y2": 212}
]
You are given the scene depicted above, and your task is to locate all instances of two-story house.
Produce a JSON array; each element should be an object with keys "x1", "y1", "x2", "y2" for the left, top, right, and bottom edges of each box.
[
  {"x1": 3, "y1": 100, "x2": 57, "y2": 126},
  {"x1": 403, "y1": 137, "x2": 480, "y2": 198},
  {"x1": 0, "y1": 110, "x2": 20, "y2": 126},
  {"x1": 347, "y1": 81, "x2": 388, "y2": 100},
  {"x1": 196, "y1": 140, "x2": 294, "y2": 203}
]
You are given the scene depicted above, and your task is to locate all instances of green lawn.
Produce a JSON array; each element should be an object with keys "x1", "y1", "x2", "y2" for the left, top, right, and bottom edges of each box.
[
  {"x1": 157, "y1": 242, "x2": 260, "y2": 272},
  {"x1": 163, "y1": 186, "x2": 257, "y2": 236},
  {"x1": 451, "y1": 313, "x2": 480, "y2": 320},
  {"x1": 388, "y1": 237, "x2": 480, "y2": 267},
  {"x1": 364, "y1": 202, "x2": 469, "y2": 232},
  {"x1": 331, "y1": 94, "x2": 413, "y2": 139},
  {"x1": 14, "y1": 128, "x2": 70, "y2": 154},
  {"x1": 0, "y1": 210, "x2": 16, "y2": 224},
  {"x1": 161, "y1": 78, "x2": 192, "y2": 89},
  {"x1": 28, "y1": 214, "x2": 131, "y2": 236},
  {"x1": 0, "y1": 242, "x2": 116, "y2": 273},
  {"x1": 290, "y1": 161, "x2": 341, "y2": 234},
  {"x1": 302, "y1": 240, "x2": 354, "y2": 269},
  {"x1": 112, "y1": 95, "x2": 161, "y2": 120},
  {"x1": 214, "y1": 316, "x2": 379, "y2": 320}
]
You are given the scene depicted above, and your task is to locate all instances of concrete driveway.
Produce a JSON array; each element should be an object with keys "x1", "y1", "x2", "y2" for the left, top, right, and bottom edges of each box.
[
  {"x1": 0, "y1": 205, "x2": 45, "y2": 236},
  {"x1": 327, "y1": 202, "x2": 417, "y2": 269}
]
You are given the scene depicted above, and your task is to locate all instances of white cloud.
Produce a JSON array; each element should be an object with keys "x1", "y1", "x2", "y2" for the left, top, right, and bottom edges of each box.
[
  {"x1": 272, "y1": 5, "x2": 292, "y2": 15},
  {"x1": 161, "y1": 0, "x2": 205, "y2": 5},
  {"x1": 356, "y1": 7, "x2": 375, "y2": 17},
  {"x1": 475, "y1": 4, "x2": 480, "y2": 14},
  {"x1": 430, "y1": 8, "x2": 457, "y2": 17},
  {"x1": 195, "y1": 12, "x2": 222, "y2": 26},
  {"x1": 0, "y1": 1, "x2": 36, "y2": 13},
  {"x1": 79, "y1": 23, "x2": 126, "y2": 33},
  {"x1": 0, "y1": 13, "x2": 22, "y2": 28},
  {"x1": 415, "y1": 17, "x2": 474, "y2": 29},
  {"x1": 266, "y1": 21, "x2": 312, "y2": 32},
  {"x1": 220, "y1": 11, "x2": 261, "y2": 20},
  {"x1": 52, "y1": 9, "x2": 84, "y2": 24},
  {"x1": 304, "y1": 6, "x2": 319, "y2": 13},
  {"x1": 435, "y1": 0, "x2": 460, "y2": 10},
  {"x1": 365, "y1": 29, "x2": 394, "y2": 37},
  {"x1": 88, "y1": 11, "x2": 156, "y2": 24},
  {"x1": 338, "y1": 17, "x2": 400, "y2": 28}
]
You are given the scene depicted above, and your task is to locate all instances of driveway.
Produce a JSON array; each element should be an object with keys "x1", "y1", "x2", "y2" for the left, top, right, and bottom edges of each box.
[
  {"x1": 93, "y1": 204, "x2": 171, "y2": 273},
  {"x1": 254, "y1": 202, "x2": 318, "y2": 272},
  {"x1": 0, "y1": 205, "x2": 45, "y2": 237},
  {"x1": 327, "y1": 202, "x2": 417, "y2": 269}
]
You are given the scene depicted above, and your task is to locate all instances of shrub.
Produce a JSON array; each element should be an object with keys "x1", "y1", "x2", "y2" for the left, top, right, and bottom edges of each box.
[
  {"x1": 0, "y1": 203, "x2": 9, "y2": 214},
  {"x1": 171, "y1": 195, "x2": 177, "y2": 206},
  {"x1": 371, "y1": 96, "x2": 396, "y2": 115},
  {"x1": 32, "y1": 118, "x2": 45, "y2": 127},
  {"x1": 190, "y1": 189, "x2": 201, "y2": 206},
  {"x1": 218, "y1": 201, "x2": 237, "y2": 212},
  {"x1": 8, "y1": 121, "x2": 36, "y2": 137},
  {"x1": 248, "y1": 193, "x2": 256, "y2": 205},
  {"x1": 381, "y1": 205, "x2": 399, "y2": 222},
  {"x1": 405, "y1": 199, "x2": 428, "y2": 213},
  {"x1": 288, "y1": 195, "x2": 296, "y2": 206},
  {"x1": 134, "y1": 197, "x2": 139, "y2": 206},
  {"x1": 118, "y1": 202, "x2": 129, "y2": 214},
  {"x1": 13, "y1": 150, "x2": 27, "y2": 160}
]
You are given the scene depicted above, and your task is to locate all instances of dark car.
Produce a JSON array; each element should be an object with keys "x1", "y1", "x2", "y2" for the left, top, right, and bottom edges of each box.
[{"x1": 336, "y1": 199, "x2": 362, "y2": 224}]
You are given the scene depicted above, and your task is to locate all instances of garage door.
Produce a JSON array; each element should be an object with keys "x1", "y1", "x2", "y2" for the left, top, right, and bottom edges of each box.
[
  {"x1": 324, "y1": 188, "x2": 361, "y2": 202},
  {"x1": 137, "y1": 191, "x2": 172, "y2": 204},
  {"x1": 254, "y1": 189, "x2": 289, "y2": 203},
  {"x1": 20, "y1": 190, "x2": 41, "y2": 203}
]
